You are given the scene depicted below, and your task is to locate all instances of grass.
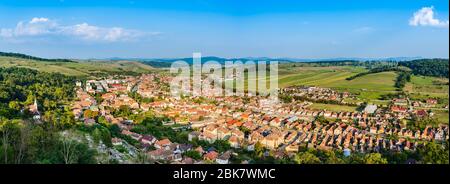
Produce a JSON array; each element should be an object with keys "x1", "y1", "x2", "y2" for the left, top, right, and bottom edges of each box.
[
  {"x1": 221, "y1": 65, "x2": 399, "y2": 102},
  {"x1": 0, "y1": 56, "x2": 155, "y2": 77},
  {"x1": 276, "y1": 64, "x2": 399, "y2": 101},
  {"x1": 309, "y1": 103, "x2": 358, "y2": 112},
  {"x1": 404, "y1": 75, "x2": 449, "y2": 102},
  {"x1": 277, "y1": 66, "x2": 366, "y2": 88},
  {"x1": 433, "y1": 110, "x2": 449, "y2": 124},
  {"x1": 323, "y1": 72, "x2": 398, "y2": 91}
]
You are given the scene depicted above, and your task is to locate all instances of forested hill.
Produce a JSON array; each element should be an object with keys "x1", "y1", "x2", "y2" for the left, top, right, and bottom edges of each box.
[
  {"x1": 399, "y1": 59, "x2": 449, "y2": 78},
  {"x1": 0, "y1": 67, "x2": 98, "y2": 164},
  {"x1": 0, "y1": 51, "x2": 75, "y2": 63},
  {"x1": 0, "y1": 67, "x2": 76, "y2": 119}
]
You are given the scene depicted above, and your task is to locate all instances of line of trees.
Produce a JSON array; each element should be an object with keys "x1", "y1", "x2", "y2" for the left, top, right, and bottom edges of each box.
[
  {"x1": 395, "y1": 72, "x2": 412, "y2": 89},
  {"x1": 346, "y1": 66, "x2": 410, "y2": 80},
  {"x1": 0, "y1": 51, "x2": 75, "y2": 63}
]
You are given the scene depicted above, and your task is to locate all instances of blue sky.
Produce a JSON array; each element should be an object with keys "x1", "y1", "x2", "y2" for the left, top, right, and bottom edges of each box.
[{"x1": 0, "y1": 0, "x2": 448, "y2": 59}]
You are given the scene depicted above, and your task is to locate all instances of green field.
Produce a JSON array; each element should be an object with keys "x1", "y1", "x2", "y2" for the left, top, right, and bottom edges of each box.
[
  {"x1": 277, "y1": 66, "x2": 366, "y2": 88},
  {"x1": 276, "y1": 64, "x2": 399, "y2": 101},
  {"x1": 404, "y1": 75, "x2": 449, "y2": 101},
  {"x1": 309, "y1": 103, "x2": 358, "y2": 112},
  {"x1": 222, "y1": 65, "x2": 400, "y2": 102},
  {"x1": 404, "y1": 75, "x2": 450, "y2": 124},
  {"x1": 0, "y1": 56, "x2": 155, "y2": 77},
  {"x1": 433, "y1": 110, "x2": 450, "y2": 124}
]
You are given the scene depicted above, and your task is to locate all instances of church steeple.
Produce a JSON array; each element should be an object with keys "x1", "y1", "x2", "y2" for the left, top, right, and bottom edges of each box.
[
  {"x1": 30, "y1": 98, "x2": 39, "y2": 115},
  {"x1": 30, "y1": 98, "x2": 41, "y2": 121}
]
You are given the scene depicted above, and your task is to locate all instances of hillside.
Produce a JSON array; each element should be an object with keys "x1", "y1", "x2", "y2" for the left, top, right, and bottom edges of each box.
[
  {"x1": 0, "y1": 55, "x2": 156, "y2": 77},
  {"x1": 399, "y1": 59, "x2": 449, "y2": 78},
  {"x1": 0, "y1": 51, "x2": 75, "y2": 63}
]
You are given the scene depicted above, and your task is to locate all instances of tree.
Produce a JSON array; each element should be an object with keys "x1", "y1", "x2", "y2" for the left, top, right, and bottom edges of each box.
[
  {"x1": 83, "y1": 110, "x2": 98, "y2": 119},
  {"x1": 254, "y1": 142, "x2": 264, "y2": 158},
  {"x1": 293, "y1": 152, "x2": 321, "y2": 164},
  {"x1": 133, "y1": 149, "x2": 149, "y2": 164},
  {"x1": 60, "y1": 135, "x2": 76, "y2": 164},
  {"x1": 322, "y1": 150, "x2": 345, "y2": 164},
  {"x1": 315, "y1": 116, "x2": 329, "y2": 125},
  {"x1": 363, "y1": 153, "x2": 388, "y2": 164},
  {"x1": 98, "y1": 116, "x2": 109, "y2": 126},
  {"x1": 0, "y1": 119, "x2": 23, "y2": 164},
  {"x1": 417, "y1": 141, "x2": 449, "y2": 164},
  {"x1": 184, "y1": 150, "x2": 202, "y2": 160},
  {"x1": 8, "y1": 101, "x2": 20, "y2": 111},
  {"x1": 92, "y1": 128, "x2": 102, "y2": 144}
]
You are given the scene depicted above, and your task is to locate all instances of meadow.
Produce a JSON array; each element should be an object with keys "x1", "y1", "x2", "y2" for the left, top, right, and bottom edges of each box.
[
  {"x1": 0, "y1": 56, "x2": 156, "y2": 77},
  {"x1": 308, "y1": 103, "x2": 358, "y2": 112},
  {"x1": 276, "y1": 64, "x2": 399, "y2": 102},
  {"x1": 404, "y1": 75, "x2": 449, "y2": 102}
]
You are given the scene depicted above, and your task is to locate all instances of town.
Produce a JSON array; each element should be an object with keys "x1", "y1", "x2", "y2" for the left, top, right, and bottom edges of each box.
[{"x1": 68, "y1": 73, "x2": 449, "y2": 164}]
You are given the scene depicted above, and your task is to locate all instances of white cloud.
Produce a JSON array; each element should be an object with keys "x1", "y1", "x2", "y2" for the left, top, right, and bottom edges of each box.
[
  {"x1": 0, "y1": 17, "x2": 159, "y2": 42},
  {"x1": 30, "y1": 17, "x2": 49, "y2": 23},
  {"x1": 409, "y1": 6, "x2": 449, "y2": 28}
]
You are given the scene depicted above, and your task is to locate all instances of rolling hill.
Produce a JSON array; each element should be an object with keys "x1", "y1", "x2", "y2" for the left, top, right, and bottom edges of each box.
[{"x1": 0, "y1": 54, "x2": 156, "y2": 77}]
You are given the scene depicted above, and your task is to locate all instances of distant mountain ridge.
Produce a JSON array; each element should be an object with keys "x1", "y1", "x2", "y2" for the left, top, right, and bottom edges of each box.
[
  {"x1": 106, "y1": 56, "x2": 441, "y2": 68},
  {"x1": 107, "y1": 56, "x2": 429, "y2": 64}
]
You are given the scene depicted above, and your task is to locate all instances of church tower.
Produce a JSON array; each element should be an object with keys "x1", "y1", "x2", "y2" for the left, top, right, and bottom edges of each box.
[{"x1": 30, "y1": 98, "x2": 39, "y2": 115}]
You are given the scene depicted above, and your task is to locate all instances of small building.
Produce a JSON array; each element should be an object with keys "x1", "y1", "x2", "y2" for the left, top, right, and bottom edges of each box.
[
  {"x1": 216, "y1": 151, "x2": 231, "y2": 164},
  {"x1": 112, "y1": 138, "x2": 123, "y2": 146},
  {"x1": 363, "y1": 104, "x2": 377, "y2": 114}
]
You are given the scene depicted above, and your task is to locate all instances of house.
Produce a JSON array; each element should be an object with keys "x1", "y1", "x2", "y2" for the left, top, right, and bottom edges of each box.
[
  {"x1": 415, "y1": 109, "x2": 428, "y2": 118},
  {"x1": 216, "y1": 151, "x2": 231, "y2": 164},
  {"x1": 230, "y1": 129, "x2": 245, "y2": 140},
  {"x1": 370, "y1": 127, "x2": 377, "y2": 134},
  {"x1": 148, "y1": 148, "x2": 173, "y2": 160},
  {"x1": 72, "y1": 108, "x2": 83, "y2": 120},
  {"x1": 84, "y1": 118, "x2": 96, "y2": 125},
  {"x1": 112, "y1": 138, "x2": 123, "y2": 146},
  {"x1": 182, "y1": 157, "x2": 194, "y2": 164},
  {"x1": 169, "y1": 153, "x2": 183, "y2": 162},
  {"x1": 195, "y1": 146, "x2": 205, "y2": 154},
  {"x1": 426, "y1": 99, "x2": 438, "y2": 105},
  {"x1": 392, "y1": 98, "x2": 408, "y2": 106},
  {"x1": 203, "y1": 151, "x2": 219, "y2": 161},
  {"x1": 391, "y1": 105, "x2": 407, "y2": 113},
  {"x1": 177, "y1": 144, "x2": 193, "y2": 153},
  {"x1": 269, "y1": 117, "x2": 281, "y2": 127},
  {"x1": 199, "y1": 132, "x2": 217, "y2": 143},
  {"x1": 154, "y1": 139, "x2": 172, "y2": 149},
  {"x1": 141, "y1": 135, "x2": 157, "y2": 145},
  {"x1": 228, "y1": 135, "x2": 240, "y2": 148}
]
